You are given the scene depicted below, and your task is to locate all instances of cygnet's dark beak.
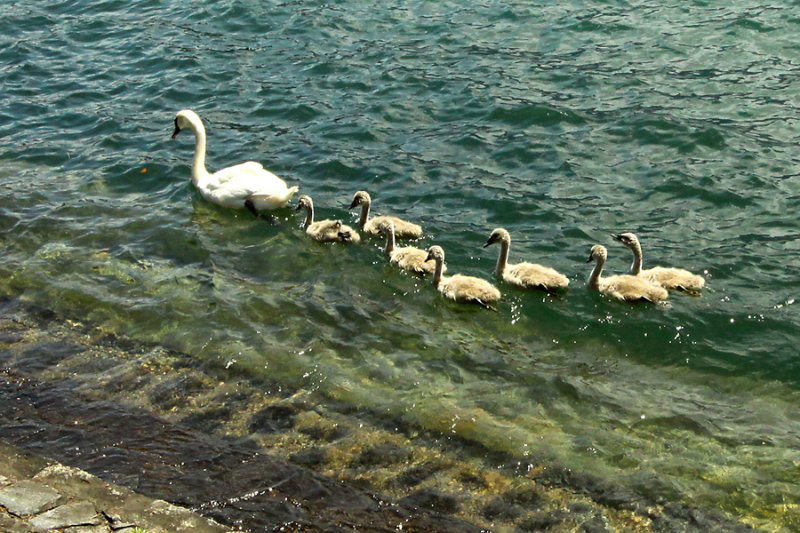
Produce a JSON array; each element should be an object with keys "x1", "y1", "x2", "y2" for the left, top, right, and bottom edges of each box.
[
  {"x1": 611, "y1": 233, "x2": 623, "y2": 242},
  {"x1": 425, "y1": 251, "x2": 434, "y2": 262},
  {"x1": 586, "y1": 253, "x2": 594, "y2": 263},
  {"x1": 294, "y1": 203, "x2": 303, "y2": 211},
  {"x1": 348, "y1": 199, "x2": 359, "y2": 209},
  {"x1": 171, "y1": 118, "x2": 181, "y2": 139},
  {"x1": 483, "y1": 239, "x2": 494, "y2": 248}
]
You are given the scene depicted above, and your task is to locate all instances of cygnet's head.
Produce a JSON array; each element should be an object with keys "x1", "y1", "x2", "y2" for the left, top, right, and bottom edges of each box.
[
  {"x1": 295, "y1": 195, "x2": 313, "y2": 211},
  {"x1": 612, "y1": 232, "x2": 640, "y2": 249},
  {"x1": 377, "y1": 221, "x2": 395, "y2": 235},
  {"x1": 484, "y1": 228, "x2": 511, "y2": 248},
  {"x1": 337, "y1": 225, "x2": 357, "y2": 242},
  {"x1": 586, "y1": 244, "x2": 608, "y2": 263},
  {"x1": 348, "y1": 190, "x2": 371, "y2": 209},
  {"x1": 172, "y1": 109, "x2": 199, "y2": 139},
  {"x1": 425, "y1": 245, "x2": 445, "y2": 263}
]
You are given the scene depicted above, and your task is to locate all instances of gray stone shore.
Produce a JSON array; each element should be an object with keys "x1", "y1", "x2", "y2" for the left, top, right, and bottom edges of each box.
[{"x1": 0, "y1": 441, "x2": 230, "y2": 533}]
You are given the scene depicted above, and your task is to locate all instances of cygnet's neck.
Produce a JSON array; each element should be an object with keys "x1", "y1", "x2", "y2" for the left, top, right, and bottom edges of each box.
[
  {"x1": 495, "y1": 237, "x2": 511, "y2": 276},
  {"x1": 432, "y1": 256, "x2": 445, "y2": 287},
  {"x1": 302, "y1": 204, "x2": 314, "y2": 228},
  {"x1": 629, "y1": 240, "x2": 643, "y2": 275},
  {"x1": 384, "y1": 226, "x2": 396, "y2": 255},
  {"x1": 588, "y1": 255, "x2": 605, "y2": 289},
  {"x1": 358, "y1": 201, "x2": 370, "y2": 229}
]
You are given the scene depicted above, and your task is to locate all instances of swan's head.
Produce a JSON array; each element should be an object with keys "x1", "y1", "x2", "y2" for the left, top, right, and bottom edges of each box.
[
  {"x1": 425, "y1": 245, "x2": 445, "y2": 263},
  {"x1": 587, "y1": 244, "x2": 607, "y2": 263},
  {"x1": 484, "y1": 228, "x2": 510, "y2": 248},
  {"x1": 295, "y1": 195, "x2": 313, "y2": 211},
  {"x1": 348, "y1": 190, "x2": 371, "y2": 209},
  {"x1": 612, "y1": 232, "x2": 640, "y2": 249},
  {"x1": 172, "y1": 109, "x2": 201, "y2": 139}
]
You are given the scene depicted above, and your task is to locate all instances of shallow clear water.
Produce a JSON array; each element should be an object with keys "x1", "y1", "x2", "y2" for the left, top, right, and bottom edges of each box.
[{"x1": 1, "y1": 0, "x2": 799, "y2": 529}]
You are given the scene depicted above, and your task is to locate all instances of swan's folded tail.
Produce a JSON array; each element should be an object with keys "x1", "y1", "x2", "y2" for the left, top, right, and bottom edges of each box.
[{"x1": 247, "y1": 186, "x2": 299, "y2": 210}]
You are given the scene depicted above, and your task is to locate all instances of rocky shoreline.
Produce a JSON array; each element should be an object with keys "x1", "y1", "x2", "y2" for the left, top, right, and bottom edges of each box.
[
  {"x1": 0, "y1": 296, "x2": 761, "y2": 532},
  {"x1": 0, "y1": 440, "x2": 231, "y2": 533}
]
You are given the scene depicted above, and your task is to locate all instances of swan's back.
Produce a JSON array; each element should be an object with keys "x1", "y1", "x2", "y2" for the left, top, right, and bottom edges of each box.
[
  {"x1": 366, "y1": 215, "x2": 422, "y2": 239},
  {"x1": 505, "y1": 262, "x2": 569, "y2": 291},
  {"x1": 598, "y1": 274, "x2": 668, "y2": 302},
  {"x1": 307, "y1": 220, "x2": 342, "y2": 242},
  {"x1": 306, "y1": 220, "x2": 361, "y2": 243},
  {"x1": 614, "y1": 232, "x2": 704, "y2": 292},
  {"x1": 391, "y1": 246, "x2": 441, "y2": 275},
  {"x1": 642, "y1": 266, "x2": 705, "y2": 291},
  {"x1": 439, "y1": 274, "x2": 501, "y2": 305},
  {"x1": 204, "y1": 162, "x2": 297, "y2": 210}
]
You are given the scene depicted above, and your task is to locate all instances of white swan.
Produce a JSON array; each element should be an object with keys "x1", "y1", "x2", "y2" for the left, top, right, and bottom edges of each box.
[
  {"x1": 425, "y1": 245, "x2": 501, "y2": 310},
  {"x1": 172, "y1": 109, "x2": 298, "y2": 213},
  {"x1": 613, "y1": 233, "x2": 705, "y2": 291},
  {"x1": 483, "y1": 228, "x2": 569, "y2": 292},
  {"x1": 381, "y1": 222, "x2": 442, "y2": 275},
  {"x1": 349, "y1": 190, "x2": 423, "y2": 238},
  {"x1": 296, "y1": 195, "x2": 360, "y2": 243},
  {"x1": 586, "y1": 245, "x2": 668, "y2": 303}
]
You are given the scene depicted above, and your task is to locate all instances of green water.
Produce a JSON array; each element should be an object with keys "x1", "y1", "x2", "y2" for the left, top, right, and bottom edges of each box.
[{"x1": 2, "y1": 0, "x2": 799, "y2": 529}]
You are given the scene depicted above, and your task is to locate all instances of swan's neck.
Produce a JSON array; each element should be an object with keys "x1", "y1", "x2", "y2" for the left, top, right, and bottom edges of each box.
[
  {"x1": 302, "y1": 205, "x2": 314, "y2": 228},
  {"x1": 384, "y1": 227, "x2": 395, "y2": 255},
  {"x1": 187, "y1": 117, "x2": 210, "y2": 185},
  {"x1": 358, "y1": 202, "x2": 370, "y2": 229},
  {"x1": 629, "y1": 241, "x2": 643, "y2": 275},
  {"x1": 589, "y1": 256, "x2": 604, "y2": 289},
  {"x1": 495, "y1": 238, "x2": 510, "y2": 276},
  {"x1": 432, "y1": 257, "x2": 444, "y2": 287}
]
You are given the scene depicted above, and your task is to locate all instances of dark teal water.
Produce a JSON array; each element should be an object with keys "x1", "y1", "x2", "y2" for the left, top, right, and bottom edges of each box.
[{"x1": 2, "y1": 0, "x2": 799, "y2": 529}]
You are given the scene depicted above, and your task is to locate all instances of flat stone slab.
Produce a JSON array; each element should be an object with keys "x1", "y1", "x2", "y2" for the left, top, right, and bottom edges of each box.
[
  {"x1": 29, "y1": 501, "x2": 100, "y2": 532},
  {"x1": 0, "y1": 480, "x2": 60, "y2": 517},
  {"x1": 59, "y1": 527, "x2": 107, "y2": 533}
]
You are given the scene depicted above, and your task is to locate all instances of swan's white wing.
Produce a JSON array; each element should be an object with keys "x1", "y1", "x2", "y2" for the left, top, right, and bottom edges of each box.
[
  {"x1": 203, "y1": 161, "x2": 294, "y2": 209},
  {"x1": 210, "y1": 161, "x2": 287, "y2": 191}
]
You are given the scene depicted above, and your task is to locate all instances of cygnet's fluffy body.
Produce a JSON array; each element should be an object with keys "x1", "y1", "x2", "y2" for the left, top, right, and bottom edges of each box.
[
  {"x1": 587, "y1": 245, "x2": 668, "y2": 303},
  {"x1": 484, "y1": 228, "x2": 569, "y2": 292},
  {"x1": 381, "y1": 223, "x2": 442, "y2": 275},
  {"x1": 172, "y1": 109, "x2": 298, "y2": 211},
  {"x1": 296, "y1": 195, "x2": 360, "y2": 243},
  {"x1": 349, "y1": 190, "x2": 422, "y2": 238},
  {"x1": 426, "y1": 245, "x2": 501, "y2": 309},
  {"x1": 613, "y1": 233, "x2": 705, "y2": 291}
]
